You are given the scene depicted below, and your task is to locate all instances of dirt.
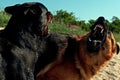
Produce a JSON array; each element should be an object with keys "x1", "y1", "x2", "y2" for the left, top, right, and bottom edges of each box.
[{"x1": 92, "y1": 42, "x2": 120, "y2": 80}]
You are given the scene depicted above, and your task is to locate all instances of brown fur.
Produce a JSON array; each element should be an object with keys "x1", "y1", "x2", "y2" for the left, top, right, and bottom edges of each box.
[{"x1": 36, "y1": 30, "x2": 119, "y2": 80}]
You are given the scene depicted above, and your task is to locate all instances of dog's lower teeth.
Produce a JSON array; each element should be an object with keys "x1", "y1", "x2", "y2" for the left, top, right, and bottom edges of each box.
[{"x1": 101, "y1": 29, "x2": 104, "y2": 33}]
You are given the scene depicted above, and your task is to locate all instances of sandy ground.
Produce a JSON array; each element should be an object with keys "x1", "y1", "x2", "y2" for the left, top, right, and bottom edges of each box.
[
  {"x1": 92, "y1": 42, "x2": 120, "y2": 80},
  {"x1": 0, "y1": 27, "x2": 4, "y2": 30}
]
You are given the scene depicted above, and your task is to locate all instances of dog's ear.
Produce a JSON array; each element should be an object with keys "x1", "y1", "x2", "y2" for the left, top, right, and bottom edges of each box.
[
  {"x1": 46, "y1": 11, "x2": 53, "y2": 23},
  {"x1": 109, "y1": 31, "x2": 120, "y2": 54},
  {"x1": 116, "y1": 44, "x2": 120, "y2": 54},
  {"x1": 5, "y1": 4, "x2": 20, "y2": 14},
  {"x1": 5, "y1": 4, "x2": 38, "y2": 15}
]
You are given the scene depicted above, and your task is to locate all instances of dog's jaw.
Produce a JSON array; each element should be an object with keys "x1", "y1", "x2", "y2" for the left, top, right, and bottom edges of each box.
[
  {"x1": 89, "y1": 24, "x2": 105, "y2": 42},
  {"x1": 87, "y1": 17, "x2": 107, "y2": 53}
]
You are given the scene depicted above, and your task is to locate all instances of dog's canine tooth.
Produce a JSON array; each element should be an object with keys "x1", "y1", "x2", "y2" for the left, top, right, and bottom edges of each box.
[
  {"x1": 101, "y1": 29, "x2": 104, "y2": 33},
  {"x1": 88, "y1": 37, "x2": 92, "y2": 42}
]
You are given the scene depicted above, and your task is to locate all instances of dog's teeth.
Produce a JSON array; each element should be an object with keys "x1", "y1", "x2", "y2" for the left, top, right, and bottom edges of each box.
[
  {"x1": 101, "y1": 29, "x2": 104, "y2": 33},
  {"x1": 94, "y1": 27, "x2": 96, "y2": 30},
  {"x1": 89, "y1": 38, "x2": 92, "y2": 42}
]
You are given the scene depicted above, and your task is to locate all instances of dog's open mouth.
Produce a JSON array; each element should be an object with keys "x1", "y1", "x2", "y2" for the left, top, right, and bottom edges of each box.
[
  {"x1": 87, "y1": 22, "x2": 107, "y2": 52},
  {"x1": 89, "y1": 24, "x2": 105, "y2": 44}
]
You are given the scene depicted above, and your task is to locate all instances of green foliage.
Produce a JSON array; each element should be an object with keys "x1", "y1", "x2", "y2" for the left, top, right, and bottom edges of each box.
[
  {"x1": 0, "y1": 10, "x2": 120, "y2": 41},
  {"x1": 113, "y1": 32, "x2": 120, "y2": 42},
  {"x1": 110, "y1": 16, "x2": 120, "y2": 33},
  {"x1": 0, "y1": 11, "x2": 10, "y2": 27},
  {"x1": 54, "y1": 10, "x2": 77, "y2": 25},
  {"x1": 78, "y1": 20, "x2": 90, "y2": 31},
  {"x1": 49, "y1": 22, "x2": 87, "y2": 35}
]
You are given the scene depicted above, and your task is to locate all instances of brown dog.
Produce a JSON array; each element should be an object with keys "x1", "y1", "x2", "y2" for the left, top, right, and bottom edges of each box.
[{"x1": 36, "y1": 17, "x2": 119, "y2": 80}]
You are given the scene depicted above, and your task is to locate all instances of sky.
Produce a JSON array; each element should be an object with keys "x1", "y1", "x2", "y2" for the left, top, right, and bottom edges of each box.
[{"x1": 0, "y1": 0, "x2": 120, "y2": 22}]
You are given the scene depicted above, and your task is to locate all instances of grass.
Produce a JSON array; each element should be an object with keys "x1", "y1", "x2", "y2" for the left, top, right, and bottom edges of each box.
[
  {"x1": 113, "y1": 32, "x2": 120, "y2": 42},
  {"x1": 49, "y1": 22, "x2": 87, "y2": 35},
  {"x1": 49, "y1": 22, "x2": 120, "y2": 42}
]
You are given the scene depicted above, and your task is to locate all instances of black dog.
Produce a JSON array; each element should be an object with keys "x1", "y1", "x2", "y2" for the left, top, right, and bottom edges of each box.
[{"x1": 0, "y1": 2, "x2": 52, "y2": 80}]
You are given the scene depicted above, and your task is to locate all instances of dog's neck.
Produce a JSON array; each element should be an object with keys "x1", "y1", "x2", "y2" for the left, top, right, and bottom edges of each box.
[{"x1": 74, "y1": 53, "x2": 97, "y2": 80}]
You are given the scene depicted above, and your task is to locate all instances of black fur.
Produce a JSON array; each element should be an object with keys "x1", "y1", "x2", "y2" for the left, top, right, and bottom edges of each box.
[
  {"x1": 34, "y1": 33, "x2": 68, "y2": 78},
  {"x1": 0, "y1": 2, "x2": 51, "y2": 80}
]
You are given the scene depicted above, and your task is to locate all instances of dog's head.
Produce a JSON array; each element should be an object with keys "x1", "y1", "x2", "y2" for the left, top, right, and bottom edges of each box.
[
  {"x1": 90, "y1": 16, "x2": 107, "y2": 42},
  {"x1": 5, "y1": 2, "x2": 53, "y2": 36},
  {"x1": 87, "y1": 16, "x2": 119, "y2": 54},
  {"x1": 86, "y1": 17, "x2": 109, "y2": 52},
  {"x1": 87, "y1": 17, "x2": 107, "y2": 52}
]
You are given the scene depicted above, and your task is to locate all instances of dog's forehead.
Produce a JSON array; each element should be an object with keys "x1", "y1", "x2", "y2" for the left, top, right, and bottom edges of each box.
[{"x1": 21, "y1": 2, "x2": 48, "y2": 11}]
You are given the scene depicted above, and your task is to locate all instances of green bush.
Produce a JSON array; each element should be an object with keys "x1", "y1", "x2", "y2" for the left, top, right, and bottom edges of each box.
[
  {"x1": 0, "y1": 11, "x2": 10, "y2": 27},
  {"x1": 113, "y1": 32, "x2": 120, "y2": 42},
  {"x1": 49, "y1": 22, "x2": 87, "y2": 35}
]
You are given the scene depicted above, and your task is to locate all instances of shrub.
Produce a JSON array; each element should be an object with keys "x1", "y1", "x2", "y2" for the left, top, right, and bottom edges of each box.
[{"x1": 0, "y1": 11, "x2": 10, "y2": 27}]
